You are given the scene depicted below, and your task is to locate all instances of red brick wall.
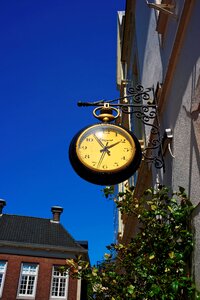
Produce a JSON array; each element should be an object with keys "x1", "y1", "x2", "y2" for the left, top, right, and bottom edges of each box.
[{"x1": 0, "y1": 253, "x2": 78, "y2": 300}]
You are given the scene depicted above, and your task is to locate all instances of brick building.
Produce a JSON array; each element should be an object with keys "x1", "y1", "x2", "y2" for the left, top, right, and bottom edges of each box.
[{"x1": 0, "y1": 200, "x2": 89, "y2": 300}]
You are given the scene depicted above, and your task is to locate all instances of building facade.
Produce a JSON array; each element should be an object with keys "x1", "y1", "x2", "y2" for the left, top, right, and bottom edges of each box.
[
  {"x1": 116, "y1": 0, "x2": 200, "y2": 290},
  {"x1": 0, "y1": 200, "x2": 88, "y2": 300}
]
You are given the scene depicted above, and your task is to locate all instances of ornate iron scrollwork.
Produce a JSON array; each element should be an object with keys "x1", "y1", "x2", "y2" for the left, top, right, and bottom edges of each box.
[
  {"x1": 122, "y1": 85, "x2": 164, "y2": 170},
  {"x1": 77, "y1": 84, "x2": 165, "y2": 170}
]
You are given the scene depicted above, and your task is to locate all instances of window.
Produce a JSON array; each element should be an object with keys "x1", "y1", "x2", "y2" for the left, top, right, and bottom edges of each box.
[
  {"x1": 17, "y1": 263, "x2": 39, "y2": 299},
  {"x1": 0, "y1": 261, "x2": 7, "y2": 298},
  {"x1": 50, "y1": 266, "x2": 69, "y2": 299}
]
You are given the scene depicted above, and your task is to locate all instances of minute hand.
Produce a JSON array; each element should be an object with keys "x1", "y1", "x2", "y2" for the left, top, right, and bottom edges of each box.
[
  {"x1": 100, "y1": 141, "x2": 121, "y2": 152},
  {"x1": 93, "y1": 134, "x2": 105, "y2": 148},
  {"x1": 93, "y1": 134, "x2": 110, "y2": 155}
]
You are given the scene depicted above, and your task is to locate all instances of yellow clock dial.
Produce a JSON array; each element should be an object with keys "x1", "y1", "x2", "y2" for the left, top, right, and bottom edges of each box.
[{"x1": 76, "y1": 124, "x2": 136, "y2": 173}]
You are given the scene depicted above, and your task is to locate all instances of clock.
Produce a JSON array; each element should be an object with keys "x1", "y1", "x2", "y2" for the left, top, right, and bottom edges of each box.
[{"x1": 69, "y1": 123, "x2": 142, "y2": 185}]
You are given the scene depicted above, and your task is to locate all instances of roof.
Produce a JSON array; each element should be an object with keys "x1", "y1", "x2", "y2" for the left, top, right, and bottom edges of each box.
[{"x1": 0, "y1": 214, "x2": 86, "y2": 253}]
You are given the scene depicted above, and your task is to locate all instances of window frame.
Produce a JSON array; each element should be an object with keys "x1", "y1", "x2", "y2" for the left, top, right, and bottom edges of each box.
[
  {"x1": 50, "y1": 266, "x2": 69, "y2": 300},
  {"x1": 17, "y1": 263, "x2": 39, "y2": 299},
  {"x1": 0, "y1": 261, "x2": 7, "y2": 298}
]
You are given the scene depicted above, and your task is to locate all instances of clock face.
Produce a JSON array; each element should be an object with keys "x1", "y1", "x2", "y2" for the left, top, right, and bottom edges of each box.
[
  {"x1": 69, "y1": 123, "x2": 142, "y2": 185},
  {"x1": 76, "y1": 124, "x2": 136, "y2": 173}
]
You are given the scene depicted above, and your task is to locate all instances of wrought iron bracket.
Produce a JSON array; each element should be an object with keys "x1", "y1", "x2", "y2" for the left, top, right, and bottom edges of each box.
[{"x1": 77, "y1": 84, "x2": 165, "y2": 171}]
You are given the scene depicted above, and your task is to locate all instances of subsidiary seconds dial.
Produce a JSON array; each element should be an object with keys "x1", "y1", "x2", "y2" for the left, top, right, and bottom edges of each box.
[{"x1": 69, "y1": 123, "x2": 142, "y2": 185}]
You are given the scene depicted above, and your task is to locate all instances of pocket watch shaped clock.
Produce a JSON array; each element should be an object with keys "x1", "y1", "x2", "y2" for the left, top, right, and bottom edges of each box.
[{"x1": 69, "y1": 123, "x2": 142, "y2": 185}]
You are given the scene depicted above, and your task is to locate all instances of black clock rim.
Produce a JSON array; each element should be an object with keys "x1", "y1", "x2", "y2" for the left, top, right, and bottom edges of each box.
[{"x1": 69, "y1": 124, "x2": 142, "y2": 186}]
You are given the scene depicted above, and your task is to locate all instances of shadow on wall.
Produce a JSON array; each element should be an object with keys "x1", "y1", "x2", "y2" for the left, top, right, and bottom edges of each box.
[
  {"x1": 183, "y1": 71, "x2": 200, "y2": 198},
  {"x1": 135, "y1": 1, "x2": 151, "y2": 76},
  {"x1": 162, "y1": 1, "x2": 200, "y2": 196}
]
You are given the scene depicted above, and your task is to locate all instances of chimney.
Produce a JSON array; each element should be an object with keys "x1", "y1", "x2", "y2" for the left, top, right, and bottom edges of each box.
[
  {"x1": 51, "y1": 206, "x2": 63, "y2": 223},
  {"x1": 0, "y1": 199, "x2": 6, "y2": 214}
]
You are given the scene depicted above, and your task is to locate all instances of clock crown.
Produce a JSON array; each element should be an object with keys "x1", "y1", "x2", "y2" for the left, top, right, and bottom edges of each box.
[{"x1": 93, "y1": 103, "x2": 119, "y2": 123}]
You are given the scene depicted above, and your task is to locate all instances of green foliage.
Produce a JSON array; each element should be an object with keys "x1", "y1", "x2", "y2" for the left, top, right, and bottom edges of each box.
[{"x1": 65, "y1": 186, "x2": 198, "y2": 299}]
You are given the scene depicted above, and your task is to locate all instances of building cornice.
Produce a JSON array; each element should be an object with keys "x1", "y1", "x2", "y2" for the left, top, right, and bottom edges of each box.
[
  {"x1": 0, "y1": 240, "x2": 87, "y2": 259},
  {"x1": 121, "y1": 0, "x2": 136, "y2": 64}
]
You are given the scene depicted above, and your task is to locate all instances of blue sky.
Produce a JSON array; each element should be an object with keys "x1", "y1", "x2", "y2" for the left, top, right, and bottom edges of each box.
[{"x1": 0, "y1": 0, "x2": 125, "y2": 265}]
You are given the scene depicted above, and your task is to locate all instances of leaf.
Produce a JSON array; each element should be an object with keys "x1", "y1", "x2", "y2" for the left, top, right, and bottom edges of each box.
[
  {"x1": 103, "y1": 186, "x2": 114, "y2": 198},
  {"x1": 118, "y1": 192, "x2": 125, "y2": 197},
  {"x1": 104, "y1": 253, "x2": 111, "y2": 260},
  {"x1": 151, "y1": 284, "x2": 161, "y2": 295},
  {"x1": 129, "y1": 186, "x2": 135, "y2": 191},
  {"x1": 65, "y1": 259, "x2": 76, "y2": 268},
  {"x1": 151, "y1": 205, "x2": 157, "y2": 210},
  {"x1": 195, "y1": 292, "x2": 200, "y2": 299},
  {"x1": 92, "y1": 268, "x2": 98, "y2": 276},
  {"x1": 117, "y1": 243, "x2": 124, "y2": 250},
  {"x1": 127, "y1": 284, "x2": 135, "y2": 294},
  {"x1": 169, "y1": 251, "x2": 175, "y2": 259},
  {"x1": 149, "y1": 254, "x2": 155, "y2": 260},
  {"x1": 179, "y1": 186, "x2": 185, "y2": 194},
  {"x1": 168, "y1": 206, "x2": 173, "y2": 212},
  {"x1": 171, "y1": 198, "x2": 177, "y2": 204},
  {"x1": 171, "y1": 280, "x2": 179, "y2": 292},
  {"x1": 144, "y1": 188, "x2": 153, "y2": 195}
]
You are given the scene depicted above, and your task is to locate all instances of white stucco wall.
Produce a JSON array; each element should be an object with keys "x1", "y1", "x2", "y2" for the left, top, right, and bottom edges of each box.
[
  {"x1": 134, "y1": 0, "x2": 200, "y2": 200},
  {"x1": 133, "y1": 0, "x2": 200, "y2": 289}
]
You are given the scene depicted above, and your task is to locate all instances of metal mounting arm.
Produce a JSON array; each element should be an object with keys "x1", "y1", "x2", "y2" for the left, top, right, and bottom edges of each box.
[{"x1": 78, "y1": 84, "x2": 165, "y2": 171}]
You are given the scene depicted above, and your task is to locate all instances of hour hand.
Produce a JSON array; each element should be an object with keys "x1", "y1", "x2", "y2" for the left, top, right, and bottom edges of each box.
[{"x1": 100, "y1": 141, "x2": 121, "y2": 152}]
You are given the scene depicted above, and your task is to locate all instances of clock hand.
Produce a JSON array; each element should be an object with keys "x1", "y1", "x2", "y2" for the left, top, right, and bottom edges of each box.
[
  {"x1": 100, "y1": 140, "x2": 121, "y2": 152},
  {"x1": 97, "y1": 142, "x2": 109, "y2": 167},
  {"x1": 93, "y1": 134, "x2": 105, "y2": 148},
  {"x1": 97, "y1": 150, "x2": 107, "y2": 168},
  {"x1": 93, "y1": 134, "x2": 110, "y2": 155}
]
